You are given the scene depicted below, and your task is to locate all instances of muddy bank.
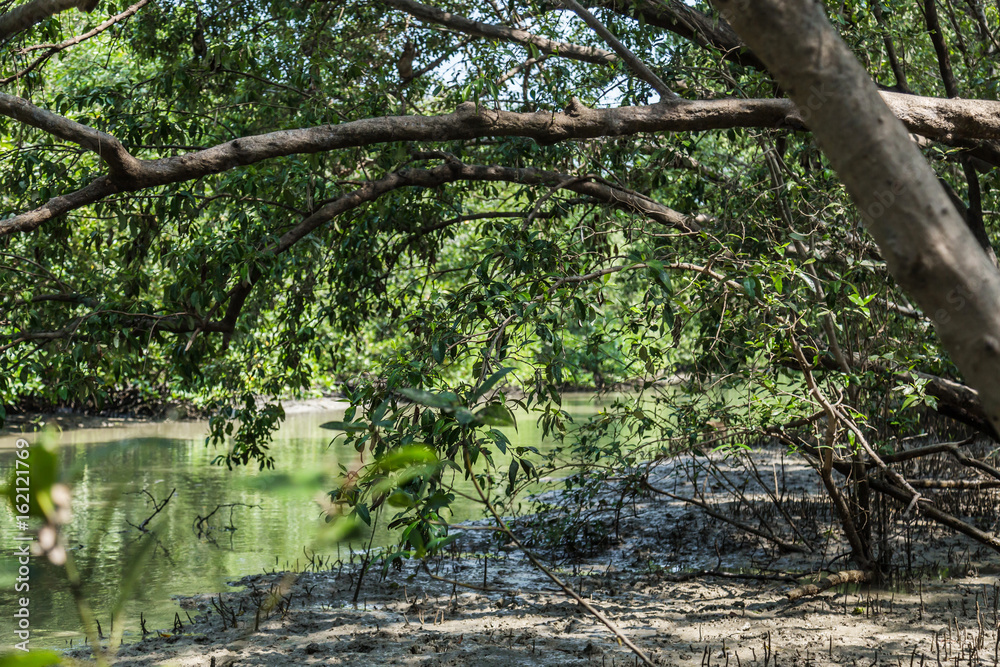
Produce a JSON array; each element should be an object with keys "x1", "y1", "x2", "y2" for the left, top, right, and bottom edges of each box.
[
  {"x1": 61, "y1": 446, "x2": 1000, "y2": 666},
  {"x1": 73, "y1": 557, "x2": 999, "y2": 667}
]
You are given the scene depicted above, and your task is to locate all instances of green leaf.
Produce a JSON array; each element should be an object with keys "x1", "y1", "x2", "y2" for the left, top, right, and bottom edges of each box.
[
  {"x1": 318, "y1": 421, "x2": 368, "y2": 432},
  {"x1": 387, "y1": 490, "x2": 415, "y2": 508},
  {"x1": 427, "y1": 533, "x2": 460, "y2": 552},
  {"x1": 398, "y1": 388, "x2": 458, "y2": 410},
  {"x1": 374, "y1": 445, "x2": 437, "y2": 473},
  {"x1": 454, "y1": 407, "x2": 477, "y2": 425},
  {"x1": 431, "y1": 338, "x2": 445, "y2": 364},
  {"x1": 471, "y1": 367, "x2": 515, "y2": 400},
  {"x1": 771, "y1": 273, "x2": 783, "y2": 294},
  {"x1": 646, "y1": 260, "x2": 672, "y2": 291},
  {"x1": 476, "y1": 403, "x2": 515, "y2": 427},
  {"x1": 355, "y1": 502, "x2": 371, "y2": 526}
]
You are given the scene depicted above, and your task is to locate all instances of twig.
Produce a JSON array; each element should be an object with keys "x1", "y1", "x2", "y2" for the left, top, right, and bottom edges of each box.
[
  {"x1": 641, "y1": 479, "x2": 806, "y2": 553},
  {"x1": 559, "y1": 0, "x2": 678, "y2": 99},
  {"x1": 467, "y1": 462, "x2": 657, "y2": 667},
  {"x1": 124, "y1": 488, "x2": 175, "y2": 533}
]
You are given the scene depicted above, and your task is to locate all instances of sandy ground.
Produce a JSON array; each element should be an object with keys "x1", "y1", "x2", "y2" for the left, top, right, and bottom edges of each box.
[{"x1": 58, "y1": 445, "x2": 1000, "y2": 666}]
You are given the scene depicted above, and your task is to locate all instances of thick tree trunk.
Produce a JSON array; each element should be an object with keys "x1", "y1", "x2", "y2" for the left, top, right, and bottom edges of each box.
[{"x1": 710, "y1": 0, "x2": 1000, "y2": 436}]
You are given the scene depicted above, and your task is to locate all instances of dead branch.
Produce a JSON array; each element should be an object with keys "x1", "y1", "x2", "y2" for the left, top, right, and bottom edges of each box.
[
  {"x1": 193, "y1": 502, "x2": 260, "y2": 539},
  {"x1": 663, "y1": 569, "x2": 798, "y2": 583},
  {"x1": 124, "y1": 487, "x2": 175, "y2": 533},
  {"x1": 786, "y1": 569, "x2": 871, "y2": 601}
]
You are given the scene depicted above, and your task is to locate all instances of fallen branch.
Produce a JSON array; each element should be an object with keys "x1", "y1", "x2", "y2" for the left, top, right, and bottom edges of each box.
[
  {"x1": 906, "y1": 479, "x2": 1000, "y2": 489},
  {"x1": 786, "y1": 569, "x2": 871, "y2": 600},
  {"x1": 663, "y1": 569, "x2": 798, "y2": 584}
]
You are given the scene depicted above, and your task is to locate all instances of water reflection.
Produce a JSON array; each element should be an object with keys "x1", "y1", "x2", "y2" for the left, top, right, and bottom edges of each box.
[{"x1": 0, "y1": 397, "x2": 600, "y2": 647}]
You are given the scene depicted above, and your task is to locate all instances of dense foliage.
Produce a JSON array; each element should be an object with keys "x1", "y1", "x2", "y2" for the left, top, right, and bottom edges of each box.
[{"x1": 4, "y1": 0, "x2": 1000, "y2": 572}]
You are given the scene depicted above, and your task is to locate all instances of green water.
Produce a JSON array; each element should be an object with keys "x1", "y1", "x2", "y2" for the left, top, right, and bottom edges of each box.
[{"x1": 0, "y1": 397, "x2": 603, "y2": 648}]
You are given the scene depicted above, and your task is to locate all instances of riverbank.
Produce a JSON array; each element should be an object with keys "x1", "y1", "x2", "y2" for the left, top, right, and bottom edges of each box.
[
  {"x1": 58, "y1": 446, "x2": 1000, "y2": 666},
  {"x1": 0, "y1": 396, "x2": 349, "y2": 444}
]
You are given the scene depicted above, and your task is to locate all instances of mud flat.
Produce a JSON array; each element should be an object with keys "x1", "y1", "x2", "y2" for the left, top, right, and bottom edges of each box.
[{"x1": 61, "y1": 446, "x2": 1000, "y2": 666}]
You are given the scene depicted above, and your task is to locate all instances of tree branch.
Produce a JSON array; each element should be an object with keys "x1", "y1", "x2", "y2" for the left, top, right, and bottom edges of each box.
[
  {"x1": 278, "y1": 161, "x2": 699, "y2": 255},
  {"x1": 559, "y1": 0, "x2": 676, "y2": 98},
  {"x1": 922, "y1": 0, "x2": 961, "y2": 98},
  {"x1": 0, "y1": 0, "x2": 98, "y2": 42},
  {"x1": 7, "y1": 93, "x2": 1000, "y2": 234},
  {"x1": 0, "y1": 92, "x2": 142, "y2": 175},
  {"x1": 872, "y1": 0, "x2": 910, "y2": 93},
  {"x1": 589, "y1": 0, "x2": 766, "y2": 70},
  {"x1": 382, "y1": 0, "x2": 617, "y2": 65},
  {"x1": 1, "y1": 0, "x2": 152, "y2": 85},
  {"x1": 868, "y1": 477, "x2": 1000, "y2": 553},
  {"x1": 215, "y1": 161, "x2": 701, "y2": 342}
]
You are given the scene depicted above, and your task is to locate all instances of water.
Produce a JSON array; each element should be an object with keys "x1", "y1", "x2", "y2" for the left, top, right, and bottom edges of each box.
[{"x1": 0, "y1": 397, "x2": 603, "y2": 648}]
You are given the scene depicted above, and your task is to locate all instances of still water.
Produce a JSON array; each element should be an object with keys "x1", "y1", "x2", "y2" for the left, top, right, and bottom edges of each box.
[{"x1": 0, "y1": 398, "x2": 602, "y2": 648}]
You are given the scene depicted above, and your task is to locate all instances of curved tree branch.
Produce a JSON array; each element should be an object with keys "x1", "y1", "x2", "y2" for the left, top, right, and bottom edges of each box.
[
  {"x1": 2, "y1": 158, "x2": 702, "y2": 353},
  {"x1": 0, "y1": 92, "x2": 142, "y2": 175},
  {"x1": 216, "y1": 161, "x2": 701, "y2": 341},
  {"x1": 6, "y1": 92, "x2": 1000, "y2": 234},
  {"x1": 278, "y1": 161, "x2": 700, "y2": 255}
]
